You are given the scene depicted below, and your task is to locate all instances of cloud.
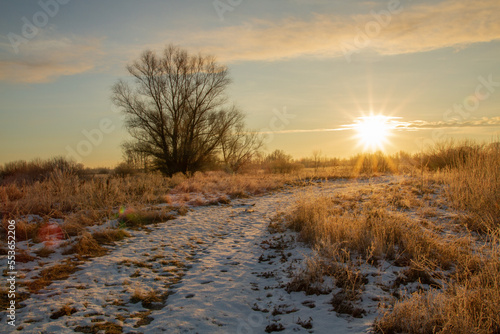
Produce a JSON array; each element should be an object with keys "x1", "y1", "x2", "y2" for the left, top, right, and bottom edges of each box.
[
  {"x1": 398, "y1": 116, "x2": 500, "y2": 130},
  {"x1": 370, "y1": 0, "x2": 500, "y2": 55},
  {"x1": 256, "y1": 116, "x2": 500, "y2": 135},
  {"x1": 0, "y1": 31, "x2": 104, "y2": 83},
  {"x1": 173, "y1": 0, "x2": 500, "y2": 62},
  {"x1": 257, "y1": 127, "x2": 348, "y2": 134}
]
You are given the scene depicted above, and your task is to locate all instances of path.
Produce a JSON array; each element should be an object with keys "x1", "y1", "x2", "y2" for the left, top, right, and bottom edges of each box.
[{"x1": 9, "y1": 178, "x2": 396, "y2": 333}]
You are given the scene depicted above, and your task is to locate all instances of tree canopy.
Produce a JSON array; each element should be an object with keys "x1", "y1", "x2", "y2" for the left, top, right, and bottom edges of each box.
[{"x1": 112, "y1": 45, "x2": 259, "y2": 175}]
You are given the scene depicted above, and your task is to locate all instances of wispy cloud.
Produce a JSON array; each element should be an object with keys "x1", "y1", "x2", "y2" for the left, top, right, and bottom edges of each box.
[
  {"x1": 0, "y1": 30, "x2": 104, "y2": 83},
  {"x1": 3, "y1": 0, "x2": 498, "y2": 82},
  {"x1": 257, "y1": 127, "x2": 348, "y2": 134},
  {"x1": 174, "y1": 0, "x2": 500, "y2": 62},
  {"x1": 256, "y1": 116, "x2": 500, "y2": 135},
  {"x1": 398, "y1": 116, "x2": 500, "y2": 130}
]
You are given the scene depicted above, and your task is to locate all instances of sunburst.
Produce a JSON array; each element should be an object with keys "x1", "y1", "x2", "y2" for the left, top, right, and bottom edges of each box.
[{"x1": 353, "y1": 114, "x2": 394, "y2": 151}]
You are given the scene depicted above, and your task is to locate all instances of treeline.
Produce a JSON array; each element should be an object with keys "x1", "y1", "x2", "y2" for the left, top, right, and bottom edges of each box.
[
  {"x1": 0, "y1": 157, "x2": 84, "y2": 184},
  {"x1": 2, "y1": 141, "x2": 498, "y2": 185}
]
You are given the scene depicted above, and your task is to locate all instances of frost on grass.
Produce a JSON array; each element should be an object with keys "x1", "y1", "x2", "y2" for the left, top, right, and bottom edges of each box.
[
  {"x1": 282, "y1": 175, "x2": 500, "y2": 333},
  {"x1": 1, "y1": 164, "x2": 498, "y2": 333}
]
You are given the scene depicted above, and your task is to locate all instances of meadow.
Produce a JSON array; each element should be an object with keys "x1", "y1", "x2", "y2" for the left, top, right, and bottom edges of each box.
[{"x1": 0, "y1": 141, "x2": 499, "y2": 333}]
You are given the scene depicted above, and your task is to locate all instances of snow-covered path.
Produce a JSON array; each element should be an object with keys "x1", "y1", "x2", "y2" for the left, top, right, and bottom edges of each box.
[{"x1": 7, "y1": 178, "x2": 397, "y2": 333}]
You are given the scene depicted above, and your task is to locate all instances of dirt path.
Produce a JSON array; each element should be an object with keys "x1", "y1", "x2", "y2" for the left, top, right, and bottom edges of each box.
[{"x1": 8, "y1": 177, "x2": 398, "y2": 333}]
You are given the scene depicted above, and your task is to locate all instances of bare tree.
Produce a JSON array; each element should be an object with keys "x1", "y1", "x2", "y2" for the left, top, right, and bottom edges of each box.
[
  {"x1": 264, "y1": 150, "x2": 301, "y2": 174},
  {"x1": 112, "y1": 45, "x2": 241, "y2": 175},
  {"x1": 221, "y1": 117, "x2": 263, "y2": 173},
  {"x1": 122, "y1": 141, "x2": 150, "y2": 171},
  {"x1": 312, "y1": 150, "x2": 322, "y2": 172}
]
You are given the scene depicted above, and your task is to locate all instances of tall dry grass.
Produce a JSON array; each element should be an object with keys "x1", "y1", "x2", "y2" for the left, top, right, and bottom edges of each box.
[
  {"x1": 286, "y1": 194, "x2": 466, "y2": 269},
  {"x1": 0, "y1": 156, "x2": 82, "y2": 184},
  {"x1": 1, "y1": 169, "x2": 302, "y2": 219},
  {"x1": 0, "y1": 152, "x2": 403, "y2": 226},
  {"x1": 438, "y1": 142, "x2": 500, "y2": 231},
  {"x1": 284, "y1": 151, "x2": 500, "y2": 334},
  {"x1": 0, "y1": 168, "x2": 304, "y2": 244},
  {"x1": 0, "y1": 170, "x2": 172, "y2": 219},
  {"x1": 375, "y1": 231, "x2": 500, "y2": 334},
  {"x1": 170, "y1": 170, "x2": 285, "y2": 197},
  {"x1": 382, "y1": 140, "x2": 499, "y2": 333}
]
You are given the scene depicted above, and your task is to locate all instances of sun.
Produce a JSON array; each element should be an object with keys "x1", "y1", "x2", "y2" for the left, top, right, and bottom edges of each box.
[{"x1": 353, "y1": 115, "x2": 392, "y2": 151}]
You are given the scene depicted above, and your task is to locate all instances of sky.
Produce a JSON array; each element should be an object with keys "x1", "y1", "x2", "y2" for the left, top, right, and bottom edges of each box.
[{"x1": 1, "y1": 0, "x2": 499, "y2": 167}]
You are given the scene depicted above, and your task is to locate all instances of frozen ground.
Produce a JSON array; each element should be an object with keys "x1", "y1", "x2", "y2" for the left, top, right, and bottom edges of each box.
[{"x1": 1, "y1": 176, "x2": 470, "y2": 333}]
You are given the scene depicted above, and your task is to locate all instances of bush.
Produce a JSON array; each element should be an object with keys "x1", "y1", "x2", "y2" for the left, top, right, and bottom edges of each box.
[
  {"x1": 440, "y1": 141, "x2": 500, "y2": 230},
  {"x1": 419, "y1": 140, "x2": 485, "y2": 171},
  {"x1": 264, "y1": 149, "x2": 303, "y2": 174},
  {"x1": 114, "y1": 162, "x2": 136, "y2": 177},
  {"x1": 0, "y1": 157, "x2": 83, "y2": 185}
]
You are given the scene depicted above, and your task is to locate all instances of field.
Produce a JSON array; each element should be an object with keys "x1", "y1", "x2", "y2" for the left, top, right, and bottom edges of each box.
[{"x1": 1, "y1": 143, "x2": 499, "y2": 333}]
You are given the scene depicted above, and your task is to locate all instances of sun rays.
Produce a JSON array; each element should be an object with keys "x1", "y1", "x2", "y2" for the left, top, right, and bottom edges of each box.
[
  {"x1": 345, "y1": 113, "x2": 401, "y2": 175},
  {"x1": 353, "y1": 115, "x2": 392, "y2": 151},
  {"x1": 349, "y1": 114, "x2": 401, "y2": 152}
]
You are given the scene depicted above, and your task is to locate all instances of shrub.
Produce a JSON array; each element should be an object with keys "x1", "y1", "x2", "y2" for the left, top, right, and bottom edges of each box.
[
  {"x1": 114, "y1": 162, "x2": 136, "y2": 177},
  {"x1": 440, "y1": 141, "x2": 500, "y2": 230},
  {"x1": 0, "y1": 157, "x2": 83, "y2": 185}
]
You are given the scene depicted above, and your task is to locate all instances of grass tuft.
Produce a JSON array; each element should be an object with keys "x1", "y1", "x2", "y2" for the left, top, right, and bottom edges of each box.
[
  {"x1": 92, "y1": 228, "x2": 130, "y2": 245},
  {"x1": 62, "y1": 232, "x2": 108, "y2": 257},
  {"x1": 26, "y1": 260, "x2": 79, "y2": 293},
  {"x1": 50, "y1": 303, "x2": 77, "y2": 319}
]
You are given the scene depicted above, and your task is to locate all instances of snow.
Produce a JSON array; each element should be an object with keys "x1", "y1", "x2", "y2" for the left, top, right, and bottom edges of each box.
[{"x1": 1, "y1": 176, "x2": 470, "y2": 333}]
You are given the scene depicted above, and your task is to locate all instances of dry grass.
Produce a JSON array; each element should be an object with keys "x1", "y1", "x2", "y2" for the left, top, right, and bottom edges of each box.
[
  {"x1": 26, "y1": 260, "x2": 79, "y2": 293},
  {"x1": 265, "y1": 322, "x2": 285, "y2": 333},
  {"x1": 375, "y1": 229, "x2": 500, "y2": 334},
  {"x1": 91, "y1": 228, "x2": 130, "y2": 245},
  {"x1": 439, "y1": 142, "x2": 500, "y2": 231},
  {"x1": 50, "y1": 303, "x2": 77, "y2": 319},
  {"x1": 62, "y1": 232, "x2": 108, "y2": 258},
  {"x1": 130, "y1": 310, "x2": 154, "y2": 327},
  {"x1": 34, "y1": 246, "x2": 55, "y2": 258},
  {"x1": 0, "y1": 169, "x2": 298, "y2": 288},
  {"x1": 286, "y1": 247, "x2": 366, "y2": 299},
  {"x1": 0, "y1": 159, "x2": 386, "y2": 234},
  {"x1": 0, "y1": 288, "x2": 30, "y2": 309},
  {"x1": 1, "y1": 142, "x2": 496, "y2": 331},
  {"x1": 284, "y1": 154, "x2": 499, "y2": 332},
  {"x1": 61, "y1": 218, "x2": 86, "y2": 237},
  {"x1": 286, "y1": 254, "x2": 334, "y2": 295},
  {"x1": 0, "y1": 288, "x2": 11, "y2": 309},
  {"x1": 0, "y1": 170, "x2": 172, "y2": 220},
  {"x1": 170, "y1": 170, "x2": 285, "y2": 197},
  {"x1": 130, "y1": 288, "x2": 162, "y2": 304},
  {"x1": 286, "y1": 194, "x2": 464, "y2": 269},
  {"x1": 371, "y1": 143, "x2": 499, "y2": 332},
  {"x1": 1, "y1": 218, "x2": 40, "y2": 242},
  {"x1": 0, "y1": 169, "x2": 295, "y2": 238},
  {"x1": 15, "y1": 249, "x2": 36, "y2": 263},
  {"x1": 376, "y1": 264, "x2": 499, "y2": 332},
  {"x1": 118, "y1": 208, "x2": 176, "y2": 228},
  {"x1": 74, "y1": 321, "x2": 123, "y2": 334},
  {"x1": 130, "y1": 287, "x2": 169, "y2": 309}
]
